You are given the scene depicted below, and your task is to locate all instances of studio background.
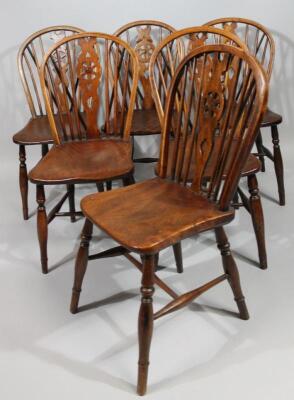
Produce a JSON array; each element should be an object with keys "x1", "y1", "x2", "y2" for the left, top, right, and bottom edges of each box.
[{"x1": 0, "y1": 1, "x2": 293, "y2": 399}]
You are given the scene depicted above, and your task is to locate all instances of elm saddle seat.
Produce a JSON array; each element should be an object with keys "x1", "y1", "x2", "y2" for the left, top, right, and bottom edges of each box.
[
  {"x1": 131, "y1": 109, "x2": 161, "y2": 135},
  {"x1": 81, "y1": 177, "x2": 235, "y2": 254},
  {"x1": 29, "y1": 139, "x2": 133, "y2": 184},
  {"x1": 261, "y1": 108, "x2": 282, "y2": 127},
  {"x1": 13, "y1": 115, "x2": 53, "y2": 146}
]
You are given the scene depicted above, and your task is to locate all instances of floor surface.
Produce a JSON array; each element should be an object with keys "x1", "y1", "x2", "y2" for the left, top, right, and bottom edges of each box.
[{"x1": 0, "y1": 132, "x2": 293, "y2": 399}]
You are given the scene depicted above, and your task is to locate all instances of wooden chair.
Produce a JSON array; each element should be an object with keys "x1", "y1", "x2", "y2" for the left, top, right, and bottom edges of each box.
[
  {"x1": 114, "y1": 20, "x2": 175, "y2": 163},
  {"x1": 205, "y1": 17, "x2": 285, "y2": 205},
  {"x1": 150, "y1": 26, "x2": 267, "y2": 269},
  {"x1": 70, "y1": 44, "x2": 268, "y2": 395},
  {"x1": 28, "y1": 32, "x2": 139, "y2": 274},
  {"x1": 13, "y1": 26, "x2": 84, "y2": 220}
]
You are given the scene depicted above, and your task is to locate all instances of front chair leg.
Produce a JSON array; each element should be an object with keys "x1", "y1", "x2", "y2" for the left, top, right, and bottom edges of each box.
[
  {"x1": 67, "y1": 184, "x2": 76, "y2": 223},
  {"x1": 137, "y1": 254, "x2": 156, "y2": 396},
  {"x1": 215, "y1": 227, "x2": 249, "y2": 320},
  {"x1": 247, "y1": 174, "x2": 267, "y2": 269},
  {"x1": 271, "y1": 125, "x2": 285, "y2": 206},
  {"x1": 19, "y1": 145, "x2": 29, "y2": 220},
  {"x1": 172, "y1": 242, "x2": 183, "y2": 273},
  {"x1": 36, "y1": 184, "x2": 48, "y2": 274},
  {"x1": 70, "y1": 218, "x2": 93, "y2": 314}
]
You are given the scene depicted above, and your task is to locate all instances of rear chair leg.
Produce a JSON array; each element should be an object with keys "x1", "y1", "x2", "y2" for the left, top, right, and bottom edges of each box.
[
  {"x1": 36, "y1": 184, "x2": 48, "y2": 274},
  {"x1": 137, "y1": 254, "x2": 156, "y2": 396},
  {"x1": 255, "y1": 130, "x2": 265, "y2": 172},
  {"x1": 247, "y1": 174, "x2": 267, "y2": 269},
  {"x1": 215, "y1": 227, "x2": 249, "y2": 320},
  {"x1": 172, "y1": 242, "x2": 183, "y2": 273},
  {"x1": 271, "y1": 125, "x2": 285, "y2": 206},
  {"x1": 70, "y1": 218, "x2": 93, "y2": 314},
  {"x1": 19, "y1": 145, "x2": 28, "y2": 220},
  {"x1": 122, "y1": 174, "x2": 136, "y2": 187},
  {"x1": 67, "y1": 184, "x2": 76, "y2": 222}
]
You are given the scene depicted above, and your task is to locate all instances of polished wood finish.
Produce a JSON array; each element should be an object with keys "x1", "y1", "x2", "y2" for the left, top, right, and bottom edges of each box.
[
  {"x1": 29, "y1": 32, "x2": 139, "y2": 273},
  {"x1": 150, "y1": 26, "x2": 267, "y2": 268},
  {"x1": 71, "y1": 45, "x2": 268, "y2": 395},
  {"x1": 206, "y1": 17, "x2": 285, "y2": 205},
  {"x1": 13, "y1": 26, "x2": 83, "y2": 219},
  {"x1": 114, "y1": 20, "x2": 175, "y2": 162}
]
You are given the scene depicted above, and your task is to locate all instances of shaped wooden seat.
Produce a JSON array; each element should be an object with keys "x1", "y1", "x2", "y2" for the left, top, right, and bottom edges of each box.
[
  {"x1": 13, "y1": 26, "x2": 83, "y2": 220},
  {"x1": 81, "y1": 177, "x2": 234, "y2": 253},
  {"x1": 28, "y1": 33, "x2": 139, "y2": 274},
  {"x1": 114, "y1": 20, "x2": 175, "y2": 162},
  {"x1": 13, "y1": 115, "x2": 53, "y2": 145},
  {"x1": 29, "y1": 140, "x2": 133, "y2": 184},
  {"x1": 206, "y1": 18, "x2": 285, "y2": 205},
  {"x1": 150, "y1": 26, "x2": 267, "y2": 269},
  {"x1": 70, "y1": 45, "x2": 268, "y2": 395}
]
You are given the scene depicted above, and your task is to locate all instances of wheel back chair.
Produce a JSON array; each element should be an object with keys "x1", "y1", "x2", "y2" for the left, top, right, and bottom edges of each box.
[
  {"x1": 28, "y1": 32, "x2": 139, "y2": 274},
  {"x1": 13, "y1": 26, "x2": 84, "y2": 220},
  {"x1": 206, "y1": 17, "x2": 285, "y2": 205},
  {"x1": 114, "y1": 20, "x2": 175, "y2": 163},
  {"x1": 150, "y1": 26, "x2": 267, "y2": 269},
  {"x1": 70, "y1": 44, "x2": 268, "y2": 395}
]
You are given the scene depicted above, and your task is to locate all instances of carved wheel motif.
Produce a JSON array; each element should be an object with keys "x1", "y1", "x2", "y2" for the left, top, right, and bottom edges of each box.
[
  {"x1": 203, "y1": 91, "x2": 224, "y2": 119},
  {"x1": 134, "y1": 27, "x2": 155, "y2": 75}
]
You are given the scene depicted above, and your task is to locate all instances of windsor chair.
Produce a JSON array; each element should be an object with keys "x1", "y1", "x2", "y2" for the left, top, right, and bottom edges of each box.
[
  {"x1": 206, "y1": 17, "x2": 285, "y2": 205},
  {"x1": 150, "y1": 26, "x2": 267, "y2": 269},
  {"x1": 28, "y1": 32, "x2": 139, "y2": 274},
  {"x1": 114, "y1": 20, "x2": 175, "y2": 163},
  {"x1": 70, "y1": 44, "x2": 268, "y2": 395},
  {"x1": 13, "y1": 26, "x2": 84, "y2": 220}
]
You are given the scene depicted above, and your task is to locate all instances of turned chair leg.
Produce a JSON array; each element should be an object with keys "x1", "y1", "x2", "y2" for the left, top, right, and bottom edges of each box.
[
  {"x1": 41, "y1": 144, "x2": 49, "y2": 157},
  {"x1": 271, "y1": 125, "x2": 285, "y2": 206},
  {"x1": 172, "y1": 242, "x2": 183, "y2": 273},
  {"x1": 36, "y1": 184, "x2": 48, "y2": 274},
  {"x1": 215, "y1": 227, "x2": 249, "y2": 320},
  {"x1": 96, "y1": 182, "x2": 104, "y2": 192},
  {"x1": 19, "y1": 145, "x2": 29, "y2": 220},
  {"x1": 137, "y1": 254, "x2": 156, "y2": 396},
  {"x1": 70, "y1": 218, "x2": 93, "y2": 314},
  {"x1": 255, "y1": 130, "x2": 265, "y2": 172},
  {"x1": 247, "y1": 174, "x2": 267, "y2": 269},
  {"x1": 67, "y1": 184, "x2": 76, "y2": 223},
  {"x1": 106, "y1": 181, "x2": 112, "y2": 191},
  {"x1": 122, "y1": 174, "x2": 136, "y2": 187}
]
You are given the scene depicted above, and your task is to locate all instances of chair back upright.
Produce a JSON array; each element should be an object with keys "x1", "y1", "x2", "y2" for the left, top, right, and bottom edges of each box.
[
  {"x1": 40, "y1": 32, "x2": 139, "y2": 144},
  {"x1": 157, "y1": 44, "x2": 268, "y2": 210},
  {"x1": 150, "y1": 26, "x2": 247, "y2": 126},
  {"x1": 18, "y1": 26, "x2": 84, "y2": 119},
  {"x1": 205, "y1": 18, "x2": 275, "y2": 79},
  {"x1": 114, "y1": 20, "x2": 175, "y2": 111}
]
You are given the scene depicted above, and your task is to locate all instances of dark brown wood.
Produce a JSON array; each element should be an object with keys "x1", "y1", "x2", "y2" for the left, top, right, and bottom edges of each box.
[
  {"x1": 206, "y1": 18, "x2": 285, "y2": 206},
  {"x1": 137, "y1": 254, "x2": 155, "y2": 396},
  {"x1": 28, "y1": 32, "x2": 139, "y2": 273},
  {"x1": 215, "y1": 227, "x2": 249, "y2": 320},
  {"x1": 114, "y1": 21, "x2": 175, "y2": 162},
  {"x1": 247, "y1": 174, "x2": 267, "y2": 269},
  {"x1": 172, "y1": 242, "x2": 183, "y2": 273},
  {"x1": 70, "y1": 218, "x2": 93, "y2": 314},
  {"x1": 75, "y1": 44, "x2": 267, "y2": 395},
  {"x1": 13, "y1": 26, "x2": 83, "y2": 220},
  {"x1": 19, "y1": 145, "x2": 29, "y2": 220},
  {"x1": 67, "y1": 184, "x2": 76, "y2": 222},
  {"x1": 125, "y1": 253, "x2": 178, "y2": 299},
  {"x1": 271, "y1": 125, "x2": 285, "y2": 205},
  {"x1": 255, "y1": 130, "x2": 266, "y2": 171},
  {"x1": 36, "y1": 184, "x2": 48, "y2": 274},
  {"x1": 47, "y1": 191, "x2": 69, "y2": 224}
]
